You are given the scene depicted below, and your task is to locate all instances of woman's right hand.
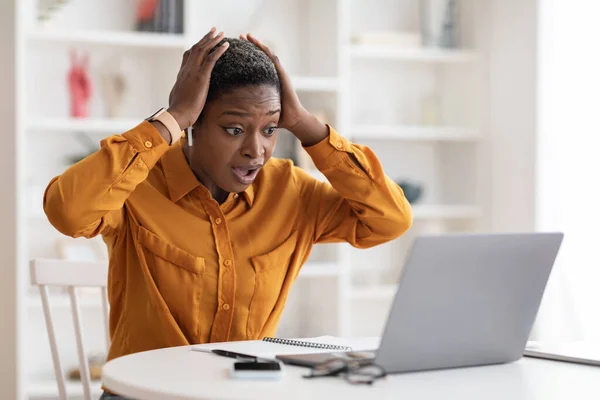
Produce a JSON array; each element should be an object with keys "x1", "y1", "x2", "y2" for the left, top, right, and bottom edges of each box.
[{"x1": 167, "y1": 27, "x2": 229, "y2": 130}]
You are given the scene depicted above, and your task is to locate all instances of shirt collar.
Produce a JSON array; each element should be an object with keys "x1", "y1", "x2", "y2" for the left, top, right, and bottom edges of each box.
[
  {"x1": 161, "y1": 142, "x2": 255, "y2": 206},
  {"x1": 242, "y1": 182, "x2": 255, "y2": 206}
]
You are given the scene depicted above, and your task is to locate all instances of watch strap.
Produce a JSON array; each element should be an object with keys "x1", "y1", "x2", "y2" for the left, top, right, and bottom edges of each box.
[{"x1": 147, "y1": 108, "x2": 183, "y2": 145}]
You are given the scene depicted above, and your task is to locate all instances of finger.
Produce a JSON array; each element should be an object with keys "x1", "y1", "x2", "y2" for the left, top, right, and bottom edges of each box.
[
  {"x1": 194, "y1": 27, "x2": 217, "y2": 48},
  {"x1": 196, "y1": 31, "x2": 225, "y2": 65},
  {"x1": 188, "y1": 27, "x2": 217, "y2": 58},
  {"x1": 200, "y1": 41, "x2": 230, "y2": 74},
  {"x1": 178, "y1": 49, "x2": 191, "y2": 71},
  {"x1": 246, "y1": 33, "x2": 271, "y2": 55},
  {"x1": 246, "y1": 33, "x2": 292, "y2": 92},
  {"x1": 239, "y1": 33, "x2": 248, "y2": 41}
]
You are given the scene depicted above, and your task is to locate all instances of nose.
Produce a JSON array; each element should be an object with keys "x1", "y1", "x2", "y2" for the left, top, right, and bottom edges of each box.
[{"x1": 240, "y1": 131, "x2": 265, "y2": 160}]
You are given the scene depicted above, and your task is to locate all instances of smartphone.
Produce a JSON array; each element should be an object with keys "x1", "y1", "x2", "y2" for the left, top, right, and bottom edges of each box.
[{"x1": 230, "y1": 360, "x2": 283, "y2": 380}]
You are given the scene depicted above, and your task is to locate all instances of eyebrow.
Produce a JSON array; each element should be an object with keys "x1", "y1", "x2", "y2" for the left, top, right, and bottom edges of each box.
[{"x1": 220, "y1": 109, "x2": 281, "y2": 117}]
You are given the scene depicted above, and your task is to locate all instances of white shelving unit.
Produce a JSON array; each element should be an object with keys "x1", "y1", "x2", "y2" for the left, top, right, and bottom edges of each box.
[
  {"x1": 349, "y1": 284, "x2": 398, "y2": 300},
  {"x1": 15, "y1": 0, "x2": 490, "y2": 398},
  {"x1": 27, "y1": 117, "x2": 143, "y2": 134},
  {"x1": 27, "y1": 28, "x2": 188, "y2": 49},
  {"x1": 412, "y1": 205, "x2": 482, "y2": 220},
  {"x1": 290, "y1": 76, "x2": 340, "y2": 92},
  {"x1": 339, "y1": 0, "x2": 486, "y2": 338},
  {"x1": 350, "y1": 125, "x2": 479, "y2": 141},
  {"x1": 350, "y1": 44, "x2": 478, "y2": 62}
]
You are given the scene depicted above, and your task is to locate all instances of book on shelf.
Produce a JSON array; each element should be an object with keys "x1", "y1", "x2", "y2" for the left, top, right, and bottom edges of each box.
[{"x1": 136, "y1": 0, "x2": 184, "y2": 34}]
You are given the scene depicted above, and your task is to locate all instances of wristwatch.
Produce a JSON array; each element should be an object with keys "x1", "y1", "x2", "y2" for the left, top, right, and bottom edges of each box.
[{"x1": 146, "y1": 108, "x2": 183, "y2": 145}]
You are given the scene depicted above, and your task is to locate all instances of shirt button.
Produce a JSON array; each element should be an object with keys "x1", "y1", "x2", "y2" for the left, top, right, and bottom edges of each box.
[
  {"x1": 223, "y1": 303, "x2": 230, "y2": 311},
  {"x1": 224, "y1": 259, "x2": 232, "y2": 267},
  {"x1": 144, "y1": 141, "x2": 153, "y2": 148},
  {"x1": 233, "y1": 193, "x2": 239, "y2": 199},
  {"x1": 215, "y1": 217, "x2": 222, "y2": 224},
  {"x1": 335, "y1": 140, "x2": 343, "y2": 149}
]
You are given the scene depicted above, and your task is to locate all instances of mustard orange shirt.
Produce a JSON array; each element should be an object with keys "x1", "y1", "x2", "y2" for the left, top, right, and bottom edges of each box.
[{"x1": 43, "y1": 121, "x2": 412, "y2": 362}]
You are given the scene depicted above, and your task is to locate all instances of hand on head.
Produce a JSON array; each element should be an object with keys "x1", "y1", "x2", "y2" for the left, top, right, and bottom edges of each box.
[
  {"x1": 239, "y1": 33, "x2": 308, "y2": 132},
  {"x1": 167, "y1": 27, "x2": 229, "y2": 132},
  {"x1": 168, "y1": 28, "x2": 289, "y2": 201}
]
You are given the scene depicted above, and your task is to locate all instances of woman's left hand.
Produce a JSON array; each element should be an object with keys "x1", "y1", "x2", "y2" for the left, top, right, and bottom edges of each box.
[{"x1": 242, "y1": 33, "x2": 329, "y2": 146}]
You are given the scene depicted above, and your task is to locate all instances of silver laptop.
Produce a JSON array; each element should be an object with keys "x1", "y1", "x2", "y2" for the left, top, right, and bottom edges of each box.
[{"x1": 373, "y1": 232, "x2": 563, "y2": 373}]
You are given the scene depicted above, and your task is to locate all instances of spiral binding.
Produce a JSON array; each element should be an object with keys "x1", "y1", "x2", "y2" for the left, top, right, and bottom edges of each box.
[{"x1": 262, "y1": 337, "x2": 353, "y2": 351}]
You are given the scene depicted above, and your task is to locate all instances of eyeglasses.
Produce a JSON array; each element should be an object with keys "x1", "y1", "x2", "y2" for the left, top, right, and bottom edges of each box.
[{"x1": 303, "y1": 358, "x2": 387, "y2": 385}]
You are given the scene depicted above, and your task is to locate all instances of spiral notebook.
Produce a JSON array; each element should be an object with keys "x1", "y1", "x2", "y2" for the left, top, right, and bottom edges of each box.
[
  {"x1": 192, "y1": 336, "x2": 356, "y2": 360},
  {"x1": 262, "y1": 336, "x2": 353, "y2": 351}
]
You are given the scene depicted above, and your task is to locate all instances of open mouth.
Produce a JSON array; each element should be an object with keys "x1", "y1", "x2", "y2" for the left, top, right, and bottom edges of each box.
[{"x1": 232, "y1": 166, "x2": 261, "y2": 185}]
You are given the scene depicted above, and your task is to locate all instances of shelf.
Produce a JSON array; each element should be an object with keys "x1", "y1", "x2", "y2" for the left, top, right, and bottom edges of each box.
[
  {"x1": 412, "y1": 205, "x2": 481, "y2": 219},
  {"x1": 350, "y1": 45, "x2": 478, "y2": 62},
  {"x1": 291, "y1": 76, "x2": 340, "y2": 92},
  {"x1": 299, "y1": 262, "x2": 340, "y2": 278},
  {"x1": 27, "y1": 28, "x2": 187, "y2": 49},
  {"x1": 28, "y1": 376, "x2": 103, "y2": 399},
  {"x1": 351, "y1": 125, "x2": 478, "y2": 142},
  {"x1": 28, "y1": 292, "x2": 104, "y2": 309},
  {"x1": 28, "y1": 117, "x2": 142, "y2": 134},
  {"x1": 349, "y1": 284, "x2": 397, "y2": 300}
]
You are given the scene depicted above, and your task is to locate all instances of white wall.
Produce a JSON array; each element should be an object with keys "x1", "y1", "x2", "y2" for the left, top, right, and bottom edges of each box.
[
  {"x1": 535, "y1": 0, "x2": 600, "y2": 342},
  {"x1": 0, "y1": 0, "x2": 25, "y2": 398},
  {"x1": 487, "y1": 0, "x2": 538, "y2": 233},
  {"x1": 484, "y1": 0, "x2": 600, "y2": 342}
]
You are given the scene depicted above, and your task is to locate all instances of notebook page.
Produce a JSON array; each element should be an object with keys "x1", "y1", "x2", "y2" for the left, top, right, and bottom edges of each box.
[
  {"x1": 191, "y1": 336, "x2": 381, "y2": 359},
  {"x1": 192, "y1": 340, "x2": 339, "y2": 359},
  {"x1": 286, "y1": 336, "x2": 380, "y2": 351}
]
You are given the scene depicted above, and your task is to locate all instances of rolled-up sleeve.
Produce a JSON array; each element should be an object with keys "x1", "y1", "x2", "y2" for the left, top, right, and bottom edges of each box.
[
  {"x1": 44, "y1": 121, "x2": 170, "y2": 238},
  {"x1": 295, "y1": 126, "x2": 413, "y2": 248}
]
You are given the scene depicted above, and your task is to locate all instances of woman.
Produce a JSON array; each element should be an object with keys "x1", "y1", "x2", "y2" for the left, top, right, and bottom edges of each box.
[{"x1": 44, "y1": 27, "x2": 413, "y2": 396}]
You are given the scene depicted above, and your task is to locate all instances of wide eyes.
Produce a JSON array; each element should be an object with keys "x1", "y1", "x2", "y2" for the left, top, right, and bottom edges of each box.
[
  {"x1": 224, "y1": 127, "x2": 243, "y2": 136},
  {"x1": 223, "y1": 126, "x2": 278, "y2": 137},
  {"x1": 264, "y1": 127, "x2": 277, "y2": 136}
]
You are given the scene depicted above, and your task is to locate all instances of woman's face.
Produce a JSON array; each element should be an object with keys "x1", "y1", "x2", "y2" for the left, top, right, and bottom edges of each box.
[{"x1": 185, "y1": 84, "x2": 281, "y2": 200}]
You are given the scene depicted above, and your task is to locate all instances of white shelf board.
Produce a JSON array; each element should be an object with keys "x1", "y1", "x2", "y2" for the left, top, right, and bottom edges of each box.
[
  {"x1": 28, "y1": 292, "x2": 104, "y2": 309},
  {"x1": 28, "y1": 117, "x2": 142, "y2": 134},
  {"x1": 291, "y1": 76, "x2": 340, "y2": 92},
  {"x1": 349, "y1": 284, "x2": 397, "y2": 300},
  {"x1": 350, "y1": 45, "x2": 478, "y2": 62},
  {"x1": 27, "y1": 28, "x2": 187, "y2": 49},
  {"x1": 299, "y1": 262, "x2": 339, "y2": 278},
  {"x1": 412, "y1": 205, "x2": 481, "y2": 219},
  {"x1": 28, "y1": 376, "x2": 103, "y2": 399},
  {"x1": 351, "y1": 125, "x2": 478, "y2": 141}
]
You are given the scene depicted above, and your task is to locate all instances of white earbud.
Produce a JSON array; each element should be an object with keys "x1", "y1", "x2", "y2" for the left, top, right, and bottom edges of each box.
[{"x1": 187, "y1": 127, "x2": 193, "y2": 146}]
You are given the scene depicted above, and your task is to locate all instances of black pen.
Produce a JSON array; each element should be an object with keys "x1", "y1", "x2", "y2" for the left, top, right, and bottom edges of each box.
[{"x1": 211, "y1": 349, "x2": 257, "y2": 360}]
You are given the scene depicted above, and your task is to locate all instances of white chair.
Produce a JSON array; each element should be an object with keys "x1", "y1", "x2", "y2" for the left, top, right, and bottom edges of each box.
[{"x1": 30, "y1": 258, "x2": 110, "y2": 400}]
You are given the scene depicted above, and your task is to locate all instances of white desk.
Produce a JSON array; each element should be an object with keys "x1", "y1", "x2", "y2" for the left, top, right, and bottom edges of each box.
[{"x1": 102, "y1": 344, "x2": 600, "y2": 400}]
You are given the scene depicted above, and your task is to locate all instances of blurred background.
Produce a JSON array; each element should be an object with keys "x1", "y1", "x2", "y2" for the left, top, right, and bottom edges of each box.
[{"x1": 0, "y1": 0, "x2": 599, "y2": 398}]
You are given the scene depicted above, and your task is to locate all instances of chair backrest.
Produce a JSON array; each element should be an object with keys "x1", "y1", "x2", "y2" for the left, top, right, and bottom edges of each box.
[{"x1": 30, "y1": 258, "x2": 110, "y2": 400}]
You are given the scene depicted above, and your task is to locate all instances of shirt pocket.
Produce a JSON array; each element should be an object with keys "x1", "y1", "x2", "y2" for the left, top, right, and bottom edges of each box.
[
  {"x1": 137, "y1": 226, "x2": 205, "y2": 340},
  {"x1": 247, "y1": 230, "x2": 298, "y2": 338}
]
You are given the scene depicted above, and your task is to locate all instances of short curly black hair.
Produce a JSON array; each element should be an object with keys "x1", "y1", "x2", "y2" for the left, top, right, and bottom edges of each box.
[{"x1": 206, "y1": 38, "x2": 281, "y2": 103}]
